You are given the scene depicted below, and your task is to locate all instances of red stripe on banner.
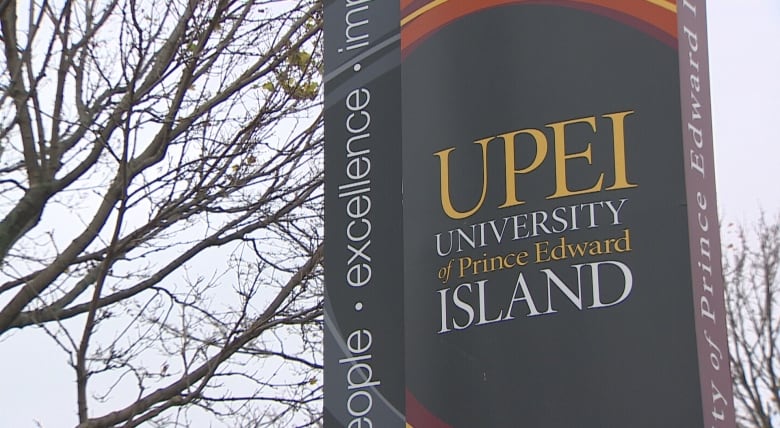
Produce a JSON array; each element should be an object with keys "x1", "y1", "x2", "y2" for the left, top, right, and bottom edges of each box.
[
  {"x1": 401, "y1": 0, "x2": 677, "y2": 55},
  {"x1": 406, "y1": 389, "x2": 454, "y2": 428}
]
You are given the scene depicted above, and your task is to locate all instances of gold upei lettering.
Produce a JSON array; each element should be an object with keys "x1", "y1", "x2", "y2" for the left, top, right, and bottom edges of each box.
[{"x1": 433, "y1": 110, "x2": 638, "y2": 220}]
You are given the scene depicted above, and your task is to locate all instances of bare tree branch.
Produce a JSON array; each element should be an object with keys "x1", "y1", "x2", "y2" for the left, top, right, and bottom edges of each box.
[
  {"x1": 0, "y1": 0, "x2": 324, "y2": 425},
  {"x1": 725, "y1": 213, "x2": 780, "y2": 428}
]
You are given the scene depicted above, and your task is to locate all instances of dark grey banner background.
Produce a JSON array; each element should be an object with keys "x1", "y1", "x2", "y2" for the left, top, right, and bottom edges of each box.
[
  {"x1": 402, "y1": 5, "x2": 703, "y2": 427},
  {"x1": 323, "y1": 0, "x2": 404, "y2": 426}
]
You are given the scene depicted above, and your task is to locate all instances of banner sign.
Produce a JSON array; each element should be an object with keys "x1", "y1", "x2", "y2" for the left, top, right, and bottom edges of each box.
[
  {"x1": 325, "y1": 1, "x2": 735, "y2": 427},
  {"x1": 323, "y1": 0, "x2": 405, "y2": 426}
]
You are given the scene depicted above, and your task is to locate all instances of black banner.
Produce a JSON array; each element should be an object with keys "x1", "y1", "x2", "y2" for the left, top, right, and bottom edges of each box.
[
  {"x1": 325, "y1": 1, "x2": 735, "y2": 427},
  {"x1": 323, "y1": 0, "x2": 404, "y2": 426}
]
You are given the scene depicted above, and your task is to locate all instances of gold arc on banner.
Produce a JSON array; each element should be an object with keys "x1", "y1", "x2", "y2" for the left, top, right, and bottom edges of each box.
[
  {"x1": 401, "y1": 0, "x2": 448, "y2": 26},
  {"x1": 401, "y1": 0, "x2": 677, "y2": 26}
]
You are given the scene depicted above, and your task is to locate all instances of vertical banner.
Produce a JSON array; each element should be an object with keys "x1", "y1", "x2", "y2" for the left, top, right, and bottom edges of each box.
[
  {"x1": 678, "y1": 2, "x2": 734, "y2": 426},
  {"x1": 325, "y1": 0, "x2": 735, "y2": 427},
  {"x1": 400, "y1": 0, "x2": 734, "y2": 427},
  {"x1": 323, "y1": 0, "x2": 404, "y2": 426}
]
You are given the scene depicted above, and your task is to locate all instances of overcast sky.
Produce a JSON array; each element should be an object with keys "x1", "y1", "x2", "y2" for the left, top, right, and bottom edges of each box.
[{"x1": 709, "y1": 1, "x2": 780, "y2": 223}]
